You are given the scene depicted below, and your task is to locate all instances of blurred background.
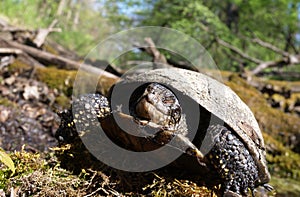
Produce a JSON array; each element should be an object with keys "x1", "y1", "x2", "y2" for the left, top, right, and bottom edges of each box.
[{"x1": 1, "y1": 0, "x2": 299, "y2": 76}]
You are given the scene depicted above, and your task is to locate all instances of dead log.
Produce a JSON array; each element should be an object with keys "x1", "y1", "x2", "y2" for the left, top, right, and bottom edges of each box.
[
  {"x1": 1, "y1": 38, "x2": 119, "y2": 80},
  {"x1": 0, "y1": 40, "x2": 44, "y2": 68},
  {"x1": 45, "y1": 40, "x2": 80, "y2": 60},
  {"x1": 242, "y1": 73, "x2": 300, "y2": 95}
]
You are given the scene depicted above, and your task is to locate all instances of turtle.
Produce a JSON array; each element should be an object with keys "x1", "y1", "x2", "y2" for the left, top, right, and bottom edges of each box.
[{"x1": 56, "y1": 68, "x2": 272, "y2": 196}]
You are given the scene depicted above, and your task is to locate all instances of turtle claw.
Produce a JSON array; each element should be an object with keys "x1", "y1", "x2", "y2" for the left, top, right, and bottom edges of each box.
[
  {"x1": 223, "y1": 190, "x2": 242, "y2": 197},
  {"x1": 263, "y1": 183, "x2": 273, "y2": 191}
]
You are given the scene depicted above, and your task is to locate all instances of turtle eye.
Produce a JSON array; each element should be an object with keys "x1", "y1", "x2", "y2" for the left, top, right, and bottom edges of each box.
[{"x1": 146, "y1": 84, "x2": 154, "y2": 93}]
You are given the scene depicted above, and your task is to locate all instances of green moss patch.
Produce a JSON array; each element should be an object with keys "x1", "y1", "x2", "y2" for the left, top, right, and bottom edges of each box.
[
  {"x1": 0, "y1": 96, "x2": 16, "y2": 108},
  {"x1": 270, "y1": 176, "x2": 300, "y2": 197},
  {"x1": 226, "y1": 74, "x2": 300, "y2": 143},
  {"x1": 36, "y1": 67, "x2": 77, "y2": 97}
]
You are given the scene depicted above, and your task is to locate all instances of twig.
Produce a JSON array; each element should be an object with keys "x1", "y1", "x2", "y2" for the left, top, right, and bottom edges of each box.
[
  {"x1": 251, "y1": 55, "x2": 300, "y2": 75},
  {"x1": 216, "y1": 37, "x2": 300, "y2": 75},
  {"x1": 144, "y1": 37, "x2": 168, "y2": 64},
  {"x1": 0, "y1": 48, "x2": 22, "y2": 55},
  {"x1": 83, "y1": 187, "x2": 108, "y2": 197},
  {"x1": 247, "y1": 37, "x2": 289, "y2": 57},
  {"x1": 133, "y1": 37, "x2": 169, "y2": 66},
  {"x1": 216, "y1": 38, "x2": 263, "y2": 64},
  {"x1": 2, "y1": 39, "x2": 119, "y2": 80},
  {"x1": 251, "y1": 59, "x2": 287, "y2": 75}
]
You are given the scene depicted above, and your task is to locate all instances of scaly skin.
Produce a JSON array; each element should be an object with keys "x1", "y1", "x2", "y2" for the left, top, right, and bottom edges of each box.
[{"x1": 208, "y1": 125, "x2": 258, "y2": 196}]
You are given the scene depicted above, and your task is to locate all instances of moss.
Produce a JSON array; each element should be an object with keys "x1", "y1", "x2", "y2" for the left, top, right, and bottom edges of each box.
[
  {"x1": 53, "y1": 139, "x2": 220, "y2": 197},
  {"x1": 8, "y1": 58, "x2": 118, "y2": 98},
  {"x1": 0, "y1": 148, "x2": 90, "y2": 196},
  {"x1": 55, "y1": 95, "x2": 71, "y2": 109},
  {"x1": 286, "y1": 93, "x2": 300, "y2": 110},
  {"x1": 0, "y1": 144, "x2": 221, "y2": 196},
  {"x1": 42, "y1": 44, "x2": 59, "y2": 55},
  {"x1": 264, "y1": 133, "x2": 300, "y2": 180},
  {"x1": 270, "y1": 176, "x2": 300, "y2": 197},
  {"x1": 0, "y1": 96, "x2": 16, "y2": 108},
  {"x1": 143, "y1": 175, "x2": 216, "y2": 197},
  {"x1": 36, "y1": 66, "x2": 117, "y2": 97},
  {"x1": 226, "y1": 74, "x2": 300, "y2": 141},
  {"x1": 9, "y1": 59, "x2": 32, "y2": 72},
  {"x1": 35, "y1": 67, "x2": 77, "y2": 96}
]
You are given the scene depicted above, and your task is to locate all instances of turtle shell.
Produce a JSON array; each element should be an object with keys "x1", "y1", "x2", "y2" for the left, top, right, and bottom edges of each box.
[{"x1": 121, "y1": 68, "x2": 270, "y2": 185}]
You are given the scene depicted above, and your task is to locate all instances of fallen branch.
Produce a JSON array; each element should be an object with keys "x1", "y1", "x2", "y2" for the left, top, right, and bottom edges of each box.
[
  {"x1": 217, "y1": 37, "x2": 300, "y2": 75},
  {"x1": 134, "y1": 37, "x2": 169, "y2": 67},
  {"x1": 143, "y1": 37, "x2": 168, "y2": 64},
  {"x1": 2, "y1": 39, "x2": 119, "y2": 80},
  {"x1": 251, "y1": 59, "x2": 287, "y2": 75},
  {"x1": 134, "y1": 37, "x2": 198, "y2": 71},
  {"x1": 251, "y1": 55, "x2": 300, "y2": 75},
  {"x1": 248, "y1": 37, "x2": 289, "y2": 57},
  {"x1": 0, "y1": 48, "x2": 22, "y2": 55},
  {"x1": 245, "y1": 74, "x2": 300, "y2": 94},
  {"x1": 216, "y1": 38, "x2": 263, "y2": 64},
  {"x1": 261, "y1": 71, "x2": 300, "y2": 81}
]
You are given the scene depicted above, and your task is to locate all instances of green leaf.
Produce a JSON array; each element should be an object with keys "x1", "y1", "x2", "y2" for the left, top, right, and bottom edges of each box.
[{"x1": 0, "y1": 148, "x2": 15, "y2": 174}]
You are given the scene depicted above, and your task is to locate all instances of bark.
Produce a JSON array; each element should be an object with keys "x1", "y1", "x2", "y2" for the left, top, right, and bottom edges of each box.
[
  {"x1": 33, "y1": 19, "x2": 60, "y2": 48},
  {"x1": 217, "y1": 37, "x2": 300, "y2": 76},
  {"x1": 1, "y1": 39, "x2": 119, "y2": 80},
  {"x1": 0, "y1": 48, "x2": 22, "y2": 55}
]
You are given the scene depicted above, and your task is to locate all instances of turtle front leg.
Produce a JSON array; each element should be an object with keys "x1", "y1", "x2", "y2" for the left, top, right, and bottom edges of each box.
[{"x1": 207, "y1": 125, "x2": 258, "y2": 197}]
